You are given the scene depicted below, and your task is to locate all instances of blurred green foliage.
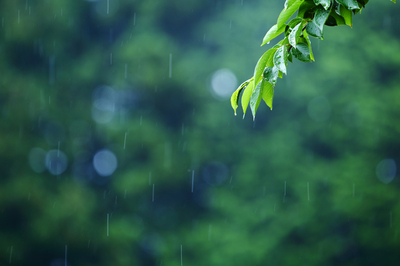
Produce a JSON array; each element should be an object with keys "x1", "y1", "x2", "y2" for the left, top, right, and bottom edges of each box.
[{"x1": 0, "y1": 0, "x2": 399, "y2": 265}]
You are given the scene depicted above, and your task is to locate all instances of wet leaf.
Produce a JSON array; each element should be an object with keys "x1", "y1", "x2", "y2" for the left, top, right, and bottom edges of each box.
[
  {"x1": 263, "y1": 66, "x2": 279, "y2": 86},
  {"x1": 336, "y1": 0, "x2": 360, "y2": 10},
  {"x1": 305, "y1": 5, "x2": 331, "y2": 39},
  {"x1": 303, "y1": 30, "x2": 315, "y2": 61},
  {"x1": 313, "y1": 0, "x2": 331, "y2": 9},
  {"x1": 357, "y1": 0, "x2": 369, "y2": 7},
  {"x1": 262, "y1": 80, "x2": 274, "y2": 110},
  {"x1": 298, "y1": 1, "x2": 318, "y2": 18},
  {"x1": 340, "y1": 4, "x2": 353, "y2": 27},
  {"x1": 288, "y1": 22, "x2": 302, "y2": 48},
  {"x1": 292, "y1": 42, "x2": 312, "y2": 62},
  {"x1": 328, "y1": 10, "x2": 346, "y2": 26},
  {"x1": 253, "y1": 49, "x2": 276, "y2": 89},
  {"x1": 250, "y1": 80, "x2": 263, "y2": 120},
  {"x1": 230, "y1": 78, "x2": 252, "y2": 115},
  {"x1": 241, "y1": 78, "x2": 255, "y2": 118},
  {"x1": 277, "y1": 0, "x2": 305, "y2": 28},
  {"x1": 273, "y1": 45, "x2": 289, "y2": 74},
  {"x1": 261, "y1": 24, "x2": 286, "y2": 46}
]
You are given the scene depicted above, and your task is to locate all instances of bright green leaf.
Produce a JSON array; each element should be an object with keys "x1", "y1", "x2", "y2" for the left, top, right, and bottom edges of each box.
[
  {"x1": 340, "y1": 4, "x2": 353, "y2": 27},
  {"x1": 284, "y1": 0, "x2": 298, "y2": 9},
  {"x1": 313, "y1": 0, "x2": 331, "y2": 9},
  {"x1": 263, "y1": 66, "x2": 279, "y2": 86},
  {"x1": 273, "y1": 45, "x2": 289, "y2": 74},
  {"x1": 261, "y1": 24, "x2": 286, "y2": 46},
  {"x1": 391, "y1": 0, "x2": 396, "y2": 3},
  {"x1": 303, "y1": 30, "x2": 314, "y2": 61},
  {"x1": 250, "y1": 80, "x2": 263, "y2": 120},
  {"x1": 241, "y1": 77, "x2": 254, "y2": 118},
  {"x1": 253, "y1": 49, "x2": 276, "y2": 89},
  {"x1": 336, "y1": 0, "x2": 360, "y2": 10},
  {"x1": 287, "y1": 17, "x2": 303, "y2": 29},
  {"x1": 277, "y1": 0, "x2": 305, "y2": 28},
  {"x1": 230, "y1": 78, "x2": 252, "y2": 115},
  {"x1": 288, "y1": 22, "x2": 302, "y2": 48},
  {"x1": 261, "y1": 80, "x2": 274, "y2": 110}
]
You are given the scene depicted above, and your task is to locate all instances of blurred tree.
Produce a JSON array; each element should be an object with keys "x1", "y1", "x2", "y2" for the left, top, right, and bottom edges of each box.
[{"x1": 0, "y1": 0, "x2": 399, "y2": 266}]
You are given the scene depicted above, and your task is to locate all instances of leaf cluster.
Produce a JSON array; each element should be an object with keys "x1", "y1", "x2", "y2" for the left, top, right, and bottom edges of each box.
[{"x1": 231, "y1": 0, "x2": 396, "y2": 120}]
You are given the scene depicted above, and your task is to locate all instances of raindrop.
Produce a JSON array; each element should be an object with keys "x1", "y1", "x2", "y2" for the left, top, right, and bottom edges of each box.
[
  {"x1": 107, "y1": 213, "x2": 110, "y2": 236},
  {"x1": 65, "y1": 245, "x2": 67, "y2": 266},
  {"x1": 95, "y1": 0, "x2": 119, "y2": 17},
  {"x1": 123, "y1": 132, "x2": 128, "y2": 149},
  {"x1": 376, "y1": 158, "x2": 396, "y2": 184},
  {"x1": 169, "y1": 53, "x2": 172, "y2": 78},
  {"x1": 152, "y1": 184, "x2": 155, "y2": 202},
  {"x1": 9, "y1": 246, "x2": 13, "y2": 264},
  {"x1": 191, "y1": 171, "x2": 194, "y2": 193},
  {"x1": 93, "y1": 149, "x2": 118, "y2": 176}
]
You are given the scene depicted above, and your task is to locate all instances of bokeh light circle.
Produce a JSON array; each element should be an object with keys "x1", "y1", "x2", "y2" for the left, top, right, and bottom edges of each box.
[
  {"x1": 46, "y1": 150, "x2": 68, "y2": 175},
  {"x1": 376, "y1": 158, "x2": 396, "y2": 184},
  {"x1": 210, "y1": 69, "x2": 237, "y2": 100},
  {"x1": 93, "y1": 149, "x2": 118, "y2": 176}
]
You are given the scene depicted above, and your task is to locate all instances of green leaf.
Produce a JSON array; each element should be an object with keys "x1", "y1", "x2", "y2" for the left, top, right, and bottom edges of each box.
[
  {"x1": 288, "y1": 22, "x2": 302, "y2": 48},
  {"x1": 340, "y1": 4, "x2": 353, "y2": 27},
  {"x1": 313, "y1": 0, "x2": 331, "y2": 9},
  {"x1": 291, "y1": 42, "x2": 313, "y2": 62},
  {"x1": 327, "y1": 10, "x2": 346, "y2": 26},
  {"x1": 277, "y1": 0, "x2": 305, "y2": 28},
  {"x1": 273, "y1": 45, "x2": 289, "y2": 74},
  {"x1": 298, "y1": 0, "x2": 318, "y2": 18},
  {"x1": 287, "y1": 17, "x2": 303, "y2": 29},
  {"x1": 241, "y1": 77, "x2": 254, "y2": 118},
  {"x1": 250, "y1": 80, "x2": 263, "y2": 120},
  {"x1": 390, "y1": 0, "x2": 396, "y2": 3},
  {"x1": 261, "y1": 24, "x2": 286, "y2": 46},
  {"x1": 303, "y1": 30, "x2": 314, "y2": 61},
  {"x1": 263, "y1": 66, "x2": 279, "y2": 86},
  {"x1": 230, "y1": 78, "x2": 252, "y2": 115},
  {"x1": 253, "y1": 49, "x2": 276, "y2": 89},
  {"x1": 305, "y1": 5, "x2": 330, "y2": 39},
  {"x1": 357, "y1": 0, "x2": 369, "y2": 7},
  {"x1": 336, "y1": 0, "x2": 360, "y2": 10},
  {"x1": 261, "y1": 80, "x2": 274, "y2": 110}
]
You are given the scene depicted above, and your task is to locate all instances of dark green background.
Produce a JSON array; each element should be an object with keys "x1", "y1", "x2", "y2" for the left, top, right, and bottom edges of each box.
[{"x1": 1, "y1": 0, "x2": 399, "y2": 265}]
